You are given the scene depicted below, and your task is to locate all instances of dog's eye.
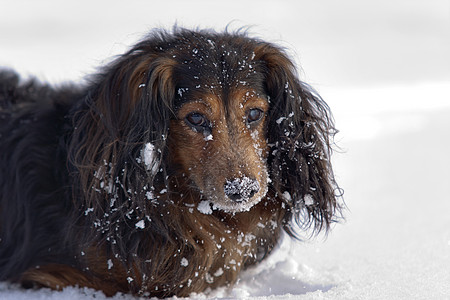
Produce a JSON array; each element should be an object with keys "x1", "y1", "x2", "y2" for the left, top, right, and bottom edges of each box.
[
  {"x1": 186, "y1": 113, "x2": 205, "y2": 126},
  {"x1": 185, "y1": 112, "x2": 210, "y2": 132},
  {"x1": 247, "y1": 108, "x2": 264, "y2": 124}
]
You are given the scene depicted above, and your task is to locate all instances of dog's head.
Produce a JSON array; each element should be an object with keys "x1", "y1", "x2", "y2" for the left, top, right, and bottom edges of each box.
[
  {"x1": 164, "y1": 36, "x2": 276, "y2": 212},
  {"x1": 70, "y1": 28, "x2": 341, "y2": 237}
]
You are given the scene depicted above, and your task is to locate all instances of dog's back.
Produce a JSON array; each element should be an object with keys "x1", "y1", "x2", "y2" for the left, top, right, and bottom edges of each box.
[{"x1": 0, "y1": 71, "x2": 80, "y2": 282}]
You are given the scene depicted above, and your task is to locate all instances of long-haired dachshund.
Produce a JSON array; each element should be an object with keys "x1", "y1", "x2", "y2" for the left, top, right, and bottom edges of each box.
[{"x1": 0, "y1": 28, "x2": 342, "y2": 298}]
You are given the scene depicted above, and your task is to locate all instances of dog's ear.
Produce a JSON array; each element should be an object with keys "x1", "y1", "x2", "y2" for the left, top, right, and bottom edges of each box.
[
  {"x1": 255, "y1": 44, "x2": 342, "y2": 237},
  {"x1": 68, "y1": 44, "x2": 177, "y2": 253}
]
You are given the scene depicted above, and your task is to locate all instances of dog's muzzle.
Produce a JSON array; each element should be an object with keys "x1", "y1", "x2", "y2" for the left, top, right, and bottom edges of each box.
[{"x1": 224, "y1": 177, "x2": 260, "y2": 202}]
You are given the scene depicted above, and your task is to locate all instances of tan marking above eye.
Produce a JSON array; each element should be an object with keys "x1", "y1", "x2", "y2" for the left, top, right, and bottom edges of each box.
[{"x1": 234, "y1": 90, "x2": 268, "y2": 112}]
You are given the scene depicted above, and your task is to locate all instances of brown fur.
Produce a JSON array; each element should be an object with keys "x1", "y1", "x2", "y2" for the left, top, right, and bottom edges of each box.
[{"x1": 0, "y1": 28, "x2": 342, "y2": 298}]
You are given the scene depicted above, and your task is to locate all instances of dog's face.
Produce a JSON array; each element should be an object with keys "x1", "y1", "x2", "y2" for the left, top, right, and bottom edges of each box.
[
  {"x1": 169, "y1": 87, "x2": 269, "y2": 213},
  {"x1": 69, "y1": 29, "x2": 340, "y2": 243}
]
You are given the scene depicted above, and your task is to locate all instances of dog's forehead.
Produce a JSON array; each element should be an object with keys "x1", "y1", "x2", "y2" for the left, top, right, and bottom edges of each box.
[
  {"x1": 175, "y1": 87, "x2": 267, "y2": 113},
  {"x1": 172, "y1": 38, "x2": 265, "y2": 90},
  {"x1": 168, "y1": 35, "x2": 269, "y2": 112},
  {"x1": 173, "y1": 71, "x2": 266, "y2": 113}
]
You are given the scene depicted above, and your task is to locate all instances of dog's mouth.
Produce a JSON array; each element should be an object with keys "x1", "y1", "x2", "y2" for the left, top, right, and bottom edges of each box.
[{"x1": 197, "y1": 175, "x2": 268, "y2": 214}]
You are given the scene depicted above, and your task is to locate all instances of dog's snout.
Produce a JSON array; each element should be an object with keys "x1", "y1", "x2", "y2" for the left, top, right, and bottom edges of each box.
[{"x1": 224, "y1": 177, "x2": 260, "y2": 202}]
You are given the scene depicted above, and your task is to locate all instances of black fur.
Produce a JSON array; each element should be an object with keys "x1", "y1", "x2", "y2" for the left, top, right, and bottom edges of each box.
[
  {"x1": 0, "y1": 72, "x2": 80, "y2": 279},
  {"x1": 0, "y1": 28, "x2": 342, "y2": 297}
]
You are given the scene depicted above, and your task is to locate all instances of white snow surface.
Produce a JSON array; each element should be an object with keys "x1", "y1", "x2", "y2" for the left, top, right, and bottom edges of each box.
[{"x1": 1, "y1": 93, "x2": 449, "y2": 300}]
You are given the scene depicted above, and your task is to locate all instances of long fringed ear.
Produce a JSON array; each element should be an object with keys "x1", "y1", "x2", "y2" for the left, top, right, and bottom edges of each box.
[
  {"x1": 68, "y1": 45, "x2": 177, "y2": 258},
  {"x1": 255, "y1": 44, "x2": 342, "y2": 237}
]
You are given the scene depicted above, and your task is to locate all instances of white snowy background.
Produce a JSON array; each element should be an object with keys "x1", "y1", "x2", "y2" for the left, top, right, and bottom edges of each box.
[{"x1": 1, "y1": 0, "x2": 449, "y2": 299}]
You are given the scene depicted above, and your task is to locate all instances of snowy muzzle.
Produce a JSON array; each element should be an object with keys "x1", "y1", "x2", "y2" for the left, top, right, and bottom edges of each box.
[{"x1": 224, "y1": 177, "x2": 260, "y2": 202}]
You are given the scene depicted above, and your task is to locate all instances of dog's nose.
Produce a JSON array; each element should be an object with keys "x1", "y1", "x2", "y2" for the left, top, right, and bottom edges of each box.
[{"x1": 224, "y1": 177, "x2": 260, "y2": 202}]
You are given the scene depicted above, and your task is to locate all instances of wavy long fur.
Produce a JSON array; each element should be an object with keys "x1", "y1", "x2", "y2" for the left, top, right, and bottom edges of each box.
[{"x1": 0, "y1": 28, "x2": 342, "y2": 298}]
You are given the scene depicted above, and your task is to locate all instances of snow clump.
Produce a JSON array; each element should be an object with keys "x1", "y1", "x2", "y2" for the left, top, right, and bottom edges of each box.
[
  {"x1": 197, "y1": 200, "x2": 213, "y2": 214},
  {"x1": 181, "y1": 258, "x2": 189, "y2": 267},
  {"x1": 140, "y1": 143, "x2": 159, "y2": 175},
  {"x1": 135, "y1": 220, "x2": 145, "y2": 229},
  {"x1": 304, "y1": 194, "x2": 314, "y2": 206}
]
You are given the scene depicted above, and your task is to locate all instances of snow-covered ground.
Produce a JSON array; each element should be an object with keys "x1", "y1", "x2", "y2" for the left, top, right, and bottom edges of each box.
[
  {"x1": 1, "y1": 84, "x2": 449, "y2": 300},
  {"x1": 1, "y1": 0, "x2": 449, "y2": 299}
]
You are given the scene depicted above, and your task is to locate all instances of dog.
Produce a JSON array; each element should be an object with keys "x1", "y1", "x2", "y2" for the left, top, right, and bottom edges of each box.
[{"x1": 0, "y1": 28, "x2": 342, "y2": 298}]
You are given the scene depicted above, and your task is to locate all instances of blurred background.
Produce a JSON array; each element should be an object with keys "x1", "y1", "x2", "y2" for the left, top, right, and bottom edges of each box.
[{"x1": 1, "y1": 0, "x2": 449, "y2": 142}]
